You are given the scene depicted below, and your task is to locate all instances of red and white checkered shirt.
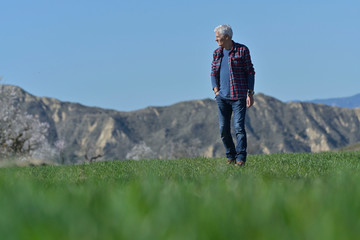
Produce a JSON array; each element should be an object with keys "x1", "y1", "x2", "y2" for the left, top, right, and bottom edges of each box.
[{"x1": 211, "y1": 41, "x2": 255, "y2": 99}]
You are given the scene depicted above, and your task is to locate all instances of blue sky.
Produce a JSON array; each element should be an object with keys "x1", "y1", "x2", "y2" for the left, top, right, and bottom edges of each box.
[{"x1": 1, "y1": 0, "x2": 359, "y2": 111}]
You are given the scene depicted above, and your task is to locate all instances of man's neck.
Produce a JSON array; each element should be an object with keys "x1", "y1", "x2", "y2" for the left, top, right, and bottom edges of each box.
[{"x1": 223, "y1": 40, "x2": 233, "y2": 50}]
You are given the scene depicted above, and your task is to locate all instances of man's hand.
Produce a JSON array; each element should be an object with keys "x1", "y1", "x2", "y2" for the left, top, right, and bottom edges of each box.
[
  {"x1": 213, "y1": 87, "x2": 219, "y2": 96},
  {"x1": 247, "y1": 94, "x2": 254, "y2": 108}
]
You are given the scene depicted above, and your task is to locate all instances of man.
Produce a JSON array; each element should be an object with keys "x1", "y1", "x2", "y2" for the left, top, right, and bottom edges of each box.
[{"x1": 211, "y1": 24, "x2": 255, "y2": 167}]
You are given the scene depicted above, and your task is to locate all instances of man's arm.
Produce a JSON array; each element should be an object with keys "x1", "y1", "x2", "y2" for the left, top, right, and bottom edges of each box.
[
  {"x1": 211, "y1": 49, "x2": 222, "y2": 96},
  {"x1": 244, "y1": 47, "x2": 255, "y2": 107},
  {"x1": 211, "y1": 75, "x2": 219, "y2": 95},
  {"x1": 247, "y1": 74, "x2": 255, "y2": 108}
]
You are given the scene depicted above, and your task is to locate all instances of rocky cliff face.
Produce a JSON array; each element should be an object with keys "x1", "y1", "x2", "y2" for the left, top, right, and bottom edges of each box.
[{"x1": 10, "y1": 86, "x2": 360, "y2": 163}]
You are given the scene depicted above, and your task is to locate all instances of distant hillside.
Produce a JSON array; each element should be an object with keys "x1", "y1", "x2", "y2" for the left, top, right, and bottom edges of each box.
[
  {"x1": 5, "y1": 85, "x2": 360, "y2": 163},
  {"x1": 306, "y1": 93, "x2": 360, "y2": 108},
  {"x1": 336, "y1": 142, "x2": 360, "y2": 152}
]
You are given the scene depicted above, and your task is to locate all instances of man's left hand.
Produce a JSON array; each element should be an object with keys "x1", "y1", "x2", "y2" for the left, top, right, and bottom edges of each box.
[{"x1": 247, "y1": 95, "x2": 254, "y2": 108}]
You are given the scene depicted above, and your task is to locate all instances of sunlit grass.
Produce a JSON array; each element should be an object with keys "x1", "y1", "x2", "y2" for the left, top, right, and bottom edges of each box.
[{"x1": 1, "y1": 152, "x2": 360, "y2": 240}]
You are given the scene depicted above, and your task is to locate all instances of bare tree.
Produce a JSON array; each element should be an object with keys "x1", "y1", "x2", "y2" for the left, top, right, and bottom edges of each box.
[
  {"x1": 84, "y1": 144, "x2": 103, "y2": 163},
  {"x1": 0, "y1": 81, "x2": 50, "y2": 160}
]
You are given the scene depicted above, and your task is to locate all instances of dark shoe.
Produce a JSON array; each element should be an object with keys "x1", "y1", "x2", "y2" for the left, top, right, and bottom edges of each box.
[
  {"x1": 227, "y1": 159, "x2": 236, "y2": 165},
  {"x1": 235, "y1": 161, "x2": 246, "y2": 167}
]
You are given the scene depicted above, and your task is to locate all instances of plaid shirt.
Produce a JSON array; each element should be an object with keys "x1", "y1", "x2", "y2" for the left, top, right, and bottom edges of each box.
[{"x1": 211, "y1": 41, "x2": 255, "y2": 99}]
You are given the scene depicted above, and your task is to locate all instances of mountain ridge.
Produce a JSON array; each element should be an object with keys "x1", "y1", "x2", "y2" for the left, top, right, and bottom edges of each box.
[
  {"x1": 5, "y1": 85, "x2": 360, "y2": 163},
  {"x1": 298, "y1": 93, "x2": 360, "y2": 109}
]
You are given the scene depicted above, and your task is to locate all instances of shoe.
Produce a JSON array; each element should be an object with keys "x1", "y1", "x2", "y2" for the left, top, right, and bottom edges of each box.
[
  {"x1": 227, "y1": 159, "x2": 236, "y2": 165},
  {"x1": 235, "y1": 161, "x2": 246, "y2": 167}
]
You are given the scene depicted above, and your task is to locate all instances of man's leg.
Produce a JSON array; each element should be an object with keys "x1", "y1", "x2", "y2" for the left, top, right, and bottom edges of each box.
[
  {"x1": 232, "y1": 98, "x2": 247, "y2": 163},
  {"x1": 216, "y1": 96, "x2": 236, "y2": 161}
]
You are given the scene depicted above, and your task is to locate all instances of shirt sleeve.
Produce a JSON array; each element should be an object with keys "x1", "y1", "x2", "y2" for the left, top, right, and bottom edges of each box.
[
  {"x1": 248, "y1": 74, "x2": 254, "y2": 91},
  {"x1": 211, "y1": 50, "x2": 219, "y2": 89},
  {"x1": 244, "y1": 46, "x2": 255, "y2": 91},
  {"x1": 244, "y1": 46, "x2": 255, "y2": 75}
]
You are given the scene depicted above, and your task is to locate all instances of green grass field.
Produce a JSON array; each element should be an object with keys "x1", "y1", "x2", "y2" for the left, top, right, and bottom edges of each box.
[{"x1": 1, "y1": 152, "x2": 360, "y2": 240}]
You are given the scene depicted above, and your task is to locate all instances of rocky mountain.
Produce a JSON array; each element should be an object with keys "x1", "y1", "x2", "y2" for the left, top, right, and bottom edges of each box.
[
  {"x1": 305, "y1": 93, "x2": 360, "y2": 109},
  {"x1": 8, "y1": 85, "x2": 360, "y2": 163}
]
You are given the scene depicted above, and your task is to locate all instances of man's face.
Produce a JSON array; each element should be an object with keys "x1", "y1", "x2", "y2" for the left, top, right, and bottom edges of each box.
[{"x1": 215, "y1": 32, "x2": 229, "y2": 47}]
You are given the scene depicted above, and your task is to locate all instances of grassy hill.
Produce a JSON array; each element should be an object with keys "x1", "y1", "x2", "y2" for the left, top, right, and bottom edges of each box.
[{"x1": 1, "y1": 152, "x2": 360, "y2": 239}]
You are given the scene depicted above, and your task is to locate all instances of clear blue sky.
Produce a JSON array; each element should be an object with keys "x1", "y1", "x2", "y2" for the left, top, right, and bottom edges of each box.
[{"x1": 1, "y1": 0, "x2": 359, "y2": 111}]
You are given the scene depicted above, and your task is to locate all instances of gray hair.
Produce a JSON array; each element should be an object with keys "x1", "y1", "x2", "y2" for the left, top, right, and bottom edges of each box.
[{"x1": 214, "y1": 24, "x2": 233, "y2": 38}]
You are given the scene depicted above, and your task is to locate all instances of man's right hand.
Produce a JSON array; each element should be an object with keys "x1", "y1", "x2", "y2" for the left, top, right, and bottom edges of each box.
[{"x1": 247, "y1": 94, "x2": 254, "y2": 108}]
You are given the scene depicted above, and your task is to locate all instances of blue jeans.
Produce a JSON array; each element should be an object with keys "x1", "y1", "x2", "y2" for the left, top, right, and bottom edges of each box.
[{"x1": 215, "y1": 95, "x2": 247, "y2": 162}]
